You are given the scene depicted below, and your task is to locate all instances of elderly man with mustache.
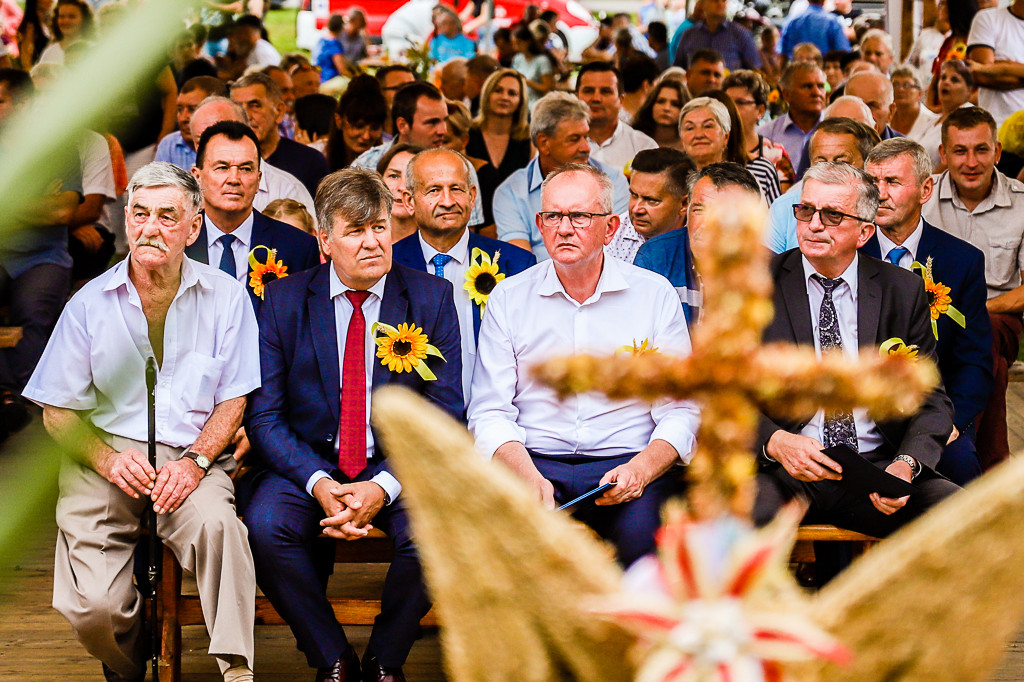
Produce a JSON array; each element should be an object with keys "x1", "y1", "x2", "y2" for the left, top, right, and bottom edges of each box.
[{"x1": 24, "y1": 162, "x2": 260, "y2": 682}]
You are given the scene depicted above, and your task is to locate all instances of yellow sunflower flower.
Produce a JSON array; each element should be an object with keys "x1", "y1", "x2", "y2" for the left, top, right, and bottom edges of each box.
[
  {"x1": 371, "y1": 322, "x2": 446, "y2": 380},
  {"x1": 924, "y1": 279, "x2": 952, "y2": 320},
  {"x1": 616, "y1": 338, "x2": 660, "y2": 356},
  {"x1": 248, "y1": 245, "x2": 289, "y2": 299},
  {"x1": 880, "y1": 337, "x2": 919, "y2": 360},
  {"x1": 464, "y1": 248, "x2": 505, "y2": 315}
]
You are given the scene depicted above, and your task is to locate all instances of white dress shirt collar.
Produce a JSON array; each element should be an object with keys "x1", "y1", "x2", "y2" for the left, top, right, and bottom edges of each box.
[
  {"x1": 103, "y1": 254, "x2": 213, "y2": 300},
  {"x1": 876, "y1": 219, "x2": 924, "y2": 267},
  {"x1": 801, "y1": 253, "x2": 859, "y2": 299},
  {"x1": 538, "y1": 254, "x2": 630, "y2": 304},
  {"x1": 328, "y1": 264, "x2": 388, "y2": 302},
  {"x1": 418, "y1": 227, "x2": 470, "y2": 266},
  {"x1": 205, "y1": 210, "x2": 255, "y2": 248}
]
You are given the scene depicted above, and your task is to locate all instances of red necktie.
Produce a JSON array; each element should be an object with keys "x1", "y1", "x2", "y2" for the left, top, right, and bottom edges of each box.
[{"x1": 338, "y1": 290, "x2": 371, "y2": 479}]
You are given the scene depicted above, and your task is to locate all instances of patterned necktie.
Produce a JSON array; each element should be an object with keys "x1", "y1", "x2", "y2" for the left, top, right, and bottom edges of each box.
[
  {"x1": 811, "y1": 274, "x2": 859, "y2": 453},
  {"x1": 887, "y1": 246, "x2": 909, "y2": 266},
  {"x1": 431, "y1": 253, "x2": 453, "y2": 278},
  {"x1": 338, "y1": 290, "x2": 371, "y2": 479},
  {"x1": 217, "y1": 234, "x2": 237, "y2": 278}
]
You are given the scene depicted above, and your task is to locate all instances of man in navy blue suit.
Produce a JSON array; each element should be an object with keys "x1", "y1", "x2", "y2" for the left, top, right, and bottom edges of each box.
[
  {"x1": 392, "y1": 148, "x2": 535, "y2": 400},
  {"x1": 243, "y1": 168, "x2": 463, "y2": 682},
  {"x1": 862, "y1": 138, "x2": 993, "y2": 485},
  {"x1": 186, "y1": 120, "x2": 321, "y2": 313}
]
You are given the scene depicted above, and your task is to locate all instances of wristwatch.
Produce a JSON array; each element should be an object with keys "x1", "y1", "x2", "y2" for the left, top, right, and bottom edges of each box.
[
  {"x1": 893, "y1": 454, "x2": 921, "y2": 480},
  {"x1": 180, "y1": 449, "x2": 212, "y2": 474}
]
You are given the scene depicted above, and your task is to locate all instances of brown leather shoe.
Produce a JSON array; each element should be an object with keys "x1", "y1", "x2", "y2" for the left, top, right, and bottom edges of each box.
[
  {"x1": 102, "y1": 663, "x2": 145, "y2": 682},
  {"x1": 315, "y1": 647, "x2": 361, "y2": 682},
  {"x1": 361, "y1": 654, "x2": 406, "y2": 682}
]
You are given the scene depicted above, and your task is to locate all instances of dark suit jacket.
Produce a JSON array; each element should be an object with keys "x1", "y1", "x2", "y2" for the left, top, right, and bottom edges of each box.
[
  {"x1": 245, "y1": 262, "x2": 464, "y2": 491},
  {"x1": 391, "y1": 230, "x2": 536, "y2": 341},
  {"x1": 860, "y1": 220, "x2": 993, "y2": 431},
  {"x1": 757, "y1": 249, "x2": 954, "y2": 470},
  {"x1": 186, "y1": 209, "x2": 321, "y2": 313}
]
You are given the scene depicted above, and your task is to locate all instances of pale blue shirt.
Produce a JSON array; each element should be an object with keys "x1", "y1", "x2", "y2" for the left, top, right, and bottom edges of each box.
[
  {"x1": 205, "y1": 211, "x2": 254, "y2": 283},
  {"x1": 24, "y1": 257, "x2": 260, "y2": 450},
  {"x1": 305, "y1": 270, "x2": 402, "y2": 503},
  {"x1": 492, "y1": 156, "x2": 630, "y2": 261},
  {"x1": 799, "y1": 254, "x2": 884, "y2": 452},
  {"x1": 765, "y1": 181, "x2": 802, "y2": 253},
  {"x1": 154, "y1": 131, "x2": 197, "y2": 170}
]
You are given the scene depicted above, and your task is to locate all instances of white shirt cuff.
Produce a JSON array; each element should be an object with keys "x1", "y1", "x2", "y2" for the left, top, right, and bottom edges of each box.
[
  {"x1": 650, "y1": 419, "x2": 698, "y2": 465},
  {"x1": 306, "y1": 470, "x2": 332, "y2": 496},
  {"x1": 371, "y1": 471, "x2": 402, "y2": 504}
]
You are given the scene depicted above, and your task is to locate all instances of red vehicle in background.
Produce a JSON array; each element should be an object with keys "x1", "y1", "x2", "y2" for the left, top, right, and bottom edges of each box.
[{"x1": 296, "y1": 0, "x2": 599, "y2": 60}]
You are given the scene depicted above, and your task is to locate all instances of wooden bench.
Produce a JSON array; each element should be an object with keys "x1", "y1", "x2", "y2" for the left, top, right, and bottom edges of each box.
[
  {"x1": 156, "y1": 528, "x2": 436, "y2": 682},
  {"x1": 790, "y1": 524, "x2": 880, "y2": 586}
]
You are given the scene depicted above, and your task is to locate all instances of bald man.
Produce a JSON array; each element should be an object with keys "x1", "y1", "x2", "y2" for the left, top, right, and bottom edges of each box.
[{"x1": 845, "y1": 71, "x2": 902, "y2": 139}]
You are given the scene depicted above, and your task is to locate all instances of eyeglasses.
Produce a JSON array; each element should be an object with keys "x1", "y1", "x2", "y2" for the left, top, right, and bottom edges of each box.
[
  {"x1": 538, "y1": 211, "x2": 611, "y2": 228},
  {"x1": 892, "y1": 81, "x2": 920, "y2": 90},
  {"x1": 792, "y1": 203, "x2": 872, "y2": 226},
  {"x1": 732, "y1": 98, "x2": 758, "y2": 107}
]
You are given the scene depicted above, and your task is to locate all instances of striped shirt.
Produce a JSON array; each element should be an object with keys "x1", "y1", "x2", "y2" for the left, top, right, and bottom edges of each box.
[{"x1": 747, "y1": 156, "x2": 782, "y2": 205}]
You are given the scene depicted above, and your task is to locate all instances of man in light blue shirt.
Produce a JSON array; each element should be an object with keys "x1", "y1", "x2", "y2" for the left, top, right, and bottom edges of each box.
[
  {"x1": 155, "y1": 76, "x2": 228, "y2": 170},
  {"x1": 757, "y1": 62, "x2": 827, "y2": 162},
  {"x1": 492, "y1": 92, "x2": 629, "y2": 261}
]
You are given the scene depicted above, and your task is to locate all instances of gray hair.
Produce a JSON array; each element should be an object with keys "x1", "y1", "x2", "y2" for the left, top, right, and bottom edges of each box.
[
  {"x1": 679, "y1": 96, "x2": 731, "y2": 136},
  {"x1": 196, "y1": 95, "x2": 247, "y2": 121},
  {"x1": 823, "y1": 96, "x2": 873, "y2": 126},
  {"x1": 890, "y1": 65, "x2": 924, "y2": 91},
  {"x1": 865, "y1": 137, "x2": 934, "y2": 185},
  {"x1": 859, "y1": 28, "x2": 893, "y2": 53},
  {"x1": 127, "y1": 162, "x2": 203, "y2": 217},
  {"x1": 540, "y1": 163, "x2": 614, "y2": 213},
  {"x1": 803, "y1": 161, "x2": 880, "y2": 221},
  {"x1": 530, "y1": 91, "x2": 590, "y2": 143},
  {"x1": 230, "y1": 71, "x2": 283, "y2": 103},
  {"x1": 404, "y1": 148, "x2": 474, "y2": 195},
  {"x1": 315, "y1": 167, "x2": 393, "y2": 234},
  {"x1": 780, "y1": 60, "x2": 824, "y2": 91}
]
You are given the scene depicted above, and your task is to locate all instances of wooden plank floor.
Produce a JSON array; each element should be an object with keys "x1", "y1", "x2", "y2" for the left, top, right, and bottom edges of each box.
[{"x1": 3, "y1": 385, "x2": 1024, "y2": 680}]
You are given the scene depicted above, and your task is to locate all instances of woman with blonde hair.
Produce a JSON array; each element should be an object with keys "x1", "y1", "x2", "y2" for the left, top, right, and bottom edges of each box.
[
  {"x1": 445, "y1": 99, "x2": 499, "y2": 231},
  {"x1": 466, "y1": 68, "x2": 533, "y2": 185}
]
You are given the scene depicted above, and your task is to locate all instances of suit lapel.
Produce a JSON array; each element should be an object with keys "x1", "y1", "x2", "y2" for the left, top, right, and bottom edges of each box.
[
  {"x1": 857, "y1": 257, "x2": 882, "y2": 348},
  {"x1": 917, "y1": 221, "x2": 938, "y2": 261},
  {"x1": 778, "y1": 254, "x2": 815, "y2": 345},
  {"x1": 186, "y1": 218, "x2": 209, "y2": 264},
  {"x1": 248, "y1": 212, "x2": 269, "y2": 280},
  {"x1": 307, "y1": 267, "x2": 341, "y2": 425},
  {"x1": 467, "y1": 233, "x2": 484, "y2": 341},
  {"x1": 861, "y1": 233, "x2": 882, "y2": 260},
  {"x1": 373, "y1": 267, "x2": 411, "y2": 387}
]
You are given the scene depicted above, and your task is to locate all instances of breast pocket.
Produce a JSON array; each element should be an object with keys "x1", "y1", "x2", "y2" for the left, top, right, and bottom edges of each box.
[
  {"x1": 176, "y1": 352, "x2": 227, "y2": 420},
  {"x1": 985, "y1": 238, "x2": 1022, "y2": 286}
]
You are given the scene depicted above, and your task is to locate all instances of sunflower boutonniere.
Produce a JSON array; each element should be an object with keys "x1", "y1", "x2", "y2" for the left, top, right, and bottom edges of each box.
[
  {"x1": 910, "y1": 257, "x2": 966, "y2": 339},
  {"x1": 616, "y1": 338, "x2": 660, "y2": 356},
  {"x1": 880, "y1": 337, "x2": 920, "y2": 360},
  {"x1": 247, "y1": 245, "x2": 289, "y2": 299},
  {"x1": 371, "y1": 321, "x2": 446, "y2": 381},
  {"x1": 464, "y1": 247, "x2": 505, "y2": 318}
]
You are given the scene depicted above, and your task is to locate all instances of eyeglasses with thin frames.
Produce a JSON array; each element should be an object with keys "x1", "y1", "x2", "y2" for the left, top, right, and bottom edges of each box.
[
  {"x1": 792, "y1": 203, "x2": 873, "y2": 226},
  {"x1": 538, "y1": 211, "x2": 611, "y2": 228}
]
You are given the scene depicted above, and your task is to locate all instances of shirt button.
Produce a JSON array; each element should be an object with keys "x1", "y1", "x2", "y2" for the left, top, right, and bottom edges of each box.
[{"x1": 325, "y1": 434, "x2": 334, "y2": 443}]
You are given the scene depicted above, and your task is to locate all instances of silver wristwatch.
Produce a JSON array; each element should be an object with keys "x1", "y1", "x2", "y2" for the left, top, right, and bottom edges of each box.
[
  {"x1": 893, "y1": 454, "x2": 921, "y2": 480},
  {"x1": 181, "y1": 449, "x2": 212, "y2": 474}
]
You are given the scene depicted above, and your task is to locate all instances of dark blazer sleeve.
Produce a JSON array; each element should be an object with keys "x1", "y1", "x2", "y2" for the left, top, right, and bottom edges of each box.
[
  {"x1": 419, "y1": 277, "x2": 464, "y2": 420},
  {"x1": 942, "y1": 248, "x2": 994, "y2": 430},
  {"x1": 246, "y1": 282, "x2": 332, "y2": 491},
  {"x1": 889, "y1": 274, "x2": 954, "y2": 470}
]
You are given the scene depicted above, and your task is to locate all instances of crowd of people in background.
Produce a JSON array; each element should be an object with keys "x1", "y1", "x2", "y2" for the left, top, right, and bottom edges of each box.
[{"x1": 2, "y1": 0, "x2": 1024, "y2": 679}]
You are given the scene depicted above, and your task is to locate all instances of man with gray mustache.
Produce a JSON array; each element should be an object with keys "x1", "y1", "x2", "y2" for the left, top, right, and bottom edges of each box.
[{"x1": 23, "y1": 162, "x2": 261, "y2": 682}]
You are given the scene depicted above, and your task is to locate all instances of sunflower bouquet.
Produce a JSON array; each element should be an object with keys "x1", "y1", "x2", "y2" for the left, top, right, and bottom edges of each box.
[
  {"x1": 911, "y1": 257, "x2": 966, "y2": 339},
  {"x1": 247, "y1": 245, "x2": 289, "y2": 299},
  {"x1": 464, "y1": 247, "x2": 505, "y2": 317},
  {"x1": 371, "y1": 322, "x2": 446, "y2": 381}
]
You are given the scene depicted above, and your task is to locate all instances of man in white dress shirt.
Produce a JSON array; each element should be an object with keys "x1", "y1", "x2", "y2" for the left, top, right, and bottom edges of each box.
[
  {"x1": 23, "y1": 163, "x2": 259, "y2": 682},
  {"x1": 468, "y1": 163, "x2": 700, "y2": 567},
  {"x1": 576, "y1": 61, "x2": 658, "y2": 175}
]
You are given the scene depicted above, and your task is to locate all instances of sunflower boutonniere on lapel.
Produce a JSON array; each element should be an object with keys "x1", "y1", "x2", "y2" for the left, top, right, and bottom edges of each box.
[
  {"x1": 247, "y1": 245, "x2": 289, "y2": 299},
  {"x1": 880, "y1": 337, "x2": 920, "y2": 360},
  {"x1": 464, "y1": 247, "x2": 505, "y2": 318},
  {"x1": 910, "y1": 257, "x2": 966, "y2": 339},
  {"x1": 371, "y1": 321, "x2": 446, "y2": 381}
]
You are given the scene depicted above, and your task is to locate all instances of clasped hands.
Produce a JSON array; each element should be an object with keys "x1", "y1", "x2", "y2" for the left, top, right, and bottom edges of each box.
[
  {"x1": 766, "y1": 431, "x2": 912, "y2": 516},
  {"x1": 101, "y1": 447, "x2": 204, "y2": 514},
  {"x1": 313, "y1": 478, "x2": 386, "y2": 540}
]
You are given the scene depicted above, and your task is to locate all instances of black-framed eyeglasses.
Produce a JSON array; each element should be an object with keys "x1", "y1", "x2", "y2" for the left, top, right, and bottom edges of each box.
[
  {"x1": 538, "y1": 211, "x2": 611, "y2": 228},
  {"x1": 792, "y1": 203, "x2": 872, "y2": 226}
]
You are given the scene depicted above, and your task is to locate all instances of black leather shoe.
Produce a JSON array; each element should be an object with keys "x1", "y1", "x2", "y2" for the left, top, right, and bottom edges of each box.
[
  {"x1": 316, "y1": 646, "x2": 361, "y2": 682},
  {"x1": 102, "y1": 663, "x2": 145, "y2": 682},
  {"x1": 361, "y1": 653, "x2": 406, "y2": 682}
]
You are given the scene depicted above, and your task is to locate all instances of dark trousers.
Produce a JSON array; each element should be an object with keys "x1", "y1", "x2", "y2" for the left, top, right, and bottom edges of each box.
[
  {"x1": 936, "y1": 427, "x2": 982, "y2": 486},
  {"x1": 976, "y1": 312, "x2": 1023, "y2": 470},
  {"x1": 752, "y1": 447, "x2": 960, "y2": 538},
  {"x1": 530, "y1": 452, "x2": 683, "y2": 568},
  {"x1": 0, "y1": 263, "x2": 71, "y2": 392},
  {"x1": 243, "y1": 468, "x2": 430, "y2": 670}
]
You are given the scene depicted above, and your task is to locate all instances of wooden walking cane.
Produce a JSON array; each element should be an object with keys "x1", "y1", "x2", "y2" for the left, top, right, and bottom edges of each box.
[{"x1": 146, "y1": 356, "x2": 160, "y2": 682}]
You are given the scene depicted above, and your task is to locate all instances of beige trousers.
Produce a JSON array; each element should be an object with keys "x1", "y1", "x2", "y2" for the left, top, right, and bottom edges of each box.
[{"x1": 52, "y1": 435, "x2": 255, "y2": 678}]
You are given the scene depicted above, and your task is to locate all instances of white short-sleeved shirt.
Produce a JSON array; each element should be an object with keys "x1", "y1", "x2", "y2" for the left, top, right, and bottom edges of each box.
[
  {"x1": 468, "y1": 256, "x2": 700, "y2": 461},
  {"x1": 588, "y1": 121, "x2": 658, "y2": 176},
  {"x1": 23, "y1": 256, "x2": 261, "y2": 449},
  {"x1": 78, "y1": 130, "x2": 117, "y2": 228},
  {"x1": 967, "y1": 8, "x2": 1024, "y2": 126}
]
